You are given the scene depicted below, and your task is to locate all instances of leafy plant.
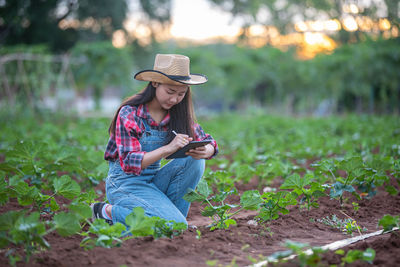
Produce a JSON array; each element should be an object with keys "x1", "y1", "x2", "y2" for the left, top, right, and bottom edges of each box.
[
  {"x1": 378, "y1": 214, "x2": 399, "y2": 232},
  {"x1": 336, "y1": 248, "x2": 376, "y2": 265},
  {"x1": 0, "y1": 211, "x2": 50, "y2": 266},
  {"x1": 80, "y1": 220, "x2": 126, "y2": 249},
  {"x1": 184, "y1": 179, "x2": 263, "y2": 230},
  {"x1": 317, "y1": 214, "x2": 367, "y2": 235},
  {"x1": 280, "y1": 173, "x2": 326, "y2": 210},
  {"x1": 257, "y1": 191, "x2": 297, "y2": 221},
  {"x1": 268, "y1": 240, "x2": 326, "y2": 267},
  {"x1": 329, "y1": 157, "x2": 364, "y2": 205}
]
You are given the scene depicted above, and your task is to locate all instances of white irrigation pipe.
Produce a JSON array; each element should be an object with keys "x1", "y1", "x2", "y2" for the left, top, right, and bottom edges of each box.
[{"x1": 250, "y1": 227, "x2": 399, "y2": 267}]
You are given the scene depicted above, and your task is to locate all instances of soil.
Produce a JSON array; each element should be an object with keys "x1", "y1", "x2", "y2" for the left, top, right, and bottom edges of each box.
[{"x1": 1, "y1": 176, "x2": 399, "y2": 267}]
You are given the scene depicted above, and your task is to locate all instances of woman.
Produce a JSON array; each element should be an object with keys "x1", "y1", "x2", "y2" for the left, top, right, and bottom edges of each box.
[{"x1": 91, "y1": 54, "x2": 218, "y2": 226}]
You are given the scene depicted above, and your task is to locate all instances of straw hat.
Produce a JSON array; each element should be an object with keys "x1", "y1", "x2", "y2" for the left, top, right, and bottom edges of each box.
[{"x1": 134, "y1": 54, "x2": 208, "y2": 86}]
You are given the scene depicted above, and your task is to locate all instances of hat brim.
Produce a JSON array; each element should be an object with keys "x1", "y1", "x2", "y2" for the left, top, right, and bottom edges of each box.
[{"x1": 134, "y1": 70, "x2": 208, "y2": 85}]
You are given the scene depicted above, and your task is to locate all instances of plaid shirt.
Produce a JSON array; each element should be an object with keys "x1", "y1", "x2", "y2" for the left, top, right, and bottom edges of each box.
[{"x1": 104, "y1": 104, "x2": 218, "y2": 175}]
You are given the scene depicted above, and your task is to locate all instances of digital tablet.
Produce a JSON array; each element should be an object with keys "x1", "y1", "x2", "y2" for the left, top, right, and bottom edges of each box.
[{"x1": 166, "y1": 140, "x2": 212, "y2": 159}]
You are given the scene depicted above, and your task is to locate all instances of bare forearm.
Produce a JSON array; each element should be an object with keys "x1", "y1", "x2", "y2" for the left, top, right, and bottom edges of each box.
[
  {"x1": 141, "y1": 133, "x2": 192, "y2": 170},
  {"x1": 141, "y1": 146, "x2": 171, "y2": 169}
]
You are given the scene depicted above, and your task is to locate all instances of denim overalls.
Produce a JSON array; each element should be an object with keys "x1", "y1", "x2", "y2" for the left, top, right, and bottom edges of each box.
[{"x1": 105, "y1": 119, "x2": 205, "y2": 226}]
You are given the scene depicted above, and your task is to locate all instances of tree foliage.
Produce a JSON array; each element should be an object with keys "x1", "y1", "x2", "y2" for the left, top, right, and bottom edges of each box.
[
  {"x1": 0, "y1": 0, "x2": 172, "y2": 51},
  {"x1": 209, "y1": 0, "x2": 400, "y2": 42}
]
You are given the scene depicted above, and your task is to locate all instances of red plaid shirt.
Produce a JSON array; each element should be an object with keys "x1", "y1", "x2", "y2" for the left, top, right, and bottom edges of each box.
[{"x1": 104, "y1": 104, "x2": 218, "y2": 175}]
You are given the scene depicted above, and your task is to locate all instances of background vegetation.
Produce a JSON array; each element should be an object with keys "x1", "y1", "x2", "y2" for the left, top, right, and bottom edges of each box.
[{"x1": 1, "y1": 0, "x2": 399, "y2": 115}]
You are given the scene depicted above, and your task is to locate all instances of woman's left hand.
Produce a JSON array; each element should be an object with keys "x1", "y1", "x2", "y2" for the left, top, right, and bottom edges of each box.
[{"x1": 186, "y1": 144, "x2": 215, "y2": 159}]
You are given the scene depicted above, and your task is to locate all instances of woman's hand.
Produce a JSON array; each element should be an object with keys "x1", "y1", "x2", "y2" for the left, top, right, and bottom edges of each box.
[
  {"x1": 166, "y1": 134, "x2": 193, "y2": 154},
  {"x1": 186, "y1": 144, "x2": 215, "y2": 159}
]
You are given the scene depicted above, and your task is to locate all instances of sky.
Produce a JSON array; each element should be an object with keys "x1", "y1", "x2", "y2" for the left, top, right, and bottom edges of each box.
[{"x1": 170, "y1": 0, "x2": 242, "y2": 40}]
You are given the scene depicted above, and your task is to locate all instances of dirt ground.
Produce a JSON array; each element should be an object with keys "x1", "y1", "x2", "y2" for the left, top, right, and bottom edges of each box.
[{"x1": 1, "y1": 176, "x2": 399, "y2": 267}]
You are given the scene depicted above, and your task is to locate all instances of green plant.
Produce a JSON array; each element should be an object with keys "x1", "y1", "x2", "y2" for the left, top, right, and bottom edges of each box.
[
  {"x1": 184, "y1": 179, "x2": 263, "y2": 230},
  {"x1": 336, "y1": 248, "x2": 376, "y2": 265},
  {"x1": 80, "y1": 220, "x2": 126, "y2": 249},
  {"x1": 378, "y1": 214, "x2": 399, "y2": 232},
  {"x1": 329, "y1": 157, "x2": 363, "y2": 205},
  {"x1": 0, "y1": 211, "x2": 50, "y2": 266},
  {"x1": 317, "y1": 214, "x2": 367, "y2": 235},
  {"x1": 268, "y1": 240, "x2": 327, "y2": 267},
  {"x1": 196, "y1": 229, "x2": 202, "y2": 240},
  {"x1": 257, "y1": 191, "x2": 297, "y2": 221},
  {"x1": 280, "y1": 173, "x2": 325, "y2": 210},
  {"x1": 352, "y1": 202, "x2": 360, "y2": 213}
]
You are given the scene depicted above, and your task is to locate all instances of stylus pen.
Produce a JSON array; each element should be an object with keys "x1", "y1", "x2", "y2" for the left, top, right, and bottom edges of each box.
[{"x1": 172, "y1": 130, "x2": 178, "y2": 136}]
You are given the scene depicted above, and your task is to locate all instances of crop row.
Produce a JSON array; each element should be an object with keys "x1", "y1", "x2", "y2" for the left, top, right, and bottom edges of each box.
[{"x1": 0, "y1": 113, "x2": 399, "y2": 265}]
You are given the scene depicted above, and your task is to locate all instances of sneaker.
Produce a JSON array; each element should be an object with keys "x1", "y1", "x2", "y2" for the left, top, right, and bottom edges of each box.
[{"x1": 90, "y1": 202, "x2": 113, "y2": 226}]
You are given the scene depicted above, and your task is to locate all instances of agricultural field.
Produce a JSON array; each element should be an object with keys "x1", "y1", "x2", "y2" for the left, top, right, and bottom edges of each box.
[{"x1": 0, "y1": 112, "x2": 399, "y2": 266}]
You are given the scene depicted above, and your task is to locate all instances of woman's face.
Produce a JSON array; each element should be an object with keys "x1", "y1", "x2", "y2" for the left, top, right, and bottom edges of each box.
[{"x1": 153, "y1": 82, "x2": 188, "y2": 110}]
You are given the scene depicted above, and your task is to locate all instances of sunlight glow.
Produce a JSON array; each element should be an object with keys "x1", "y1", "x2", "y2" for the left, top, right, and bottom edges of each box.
[
  {"x1": 249, "y1": 25, "x2": 267, "y2": 36},
  {"x1": 112, "y1": 30, "x2": 127, "y2": 48},
  {"x1": 379, "y1": 18, "x2": 391, "y2": 31},
  {"x1": 309, "y1": 21, "x2": 324, "y2": 32},
  {"x1": 324, "y1": 19, "x2": 341, "y2": 31},
  {"x1": 295, "y1": 19, "x2": 341, "y2": 32},
  {"x1": 342, "y1": 17, "x2": 358, "y2": 32},
  {"x1": 294, "y1": 21, "x2": 308, "y2": 32},
  {"x1": 356, "y1": 16, "x2": 374, "y2": 31}
]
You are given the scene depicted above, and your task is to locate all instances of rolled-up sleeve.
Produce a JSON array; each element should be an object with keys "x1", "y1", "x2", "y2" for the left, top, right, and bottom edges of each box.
[
  {"x1": 193, "y1": 123, "x2": 218, "y2": 159},
  {"x1": 115, "y1": 106, "x2": 145, "y2": 175}
]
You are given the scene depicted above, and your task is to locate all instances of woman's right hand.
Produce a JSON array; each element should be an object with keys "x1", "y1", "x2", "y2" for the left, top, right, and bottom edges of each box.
[{"x1": 166, "y1": 134, "x2": 192, "y2": 154}]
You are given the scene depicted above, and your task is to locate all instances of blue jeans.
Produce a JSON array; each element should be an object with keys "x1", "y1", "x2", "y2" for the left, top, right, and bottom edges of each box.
[{"x1": 106, "y1": 157, "x2": 205, "y2": 225}]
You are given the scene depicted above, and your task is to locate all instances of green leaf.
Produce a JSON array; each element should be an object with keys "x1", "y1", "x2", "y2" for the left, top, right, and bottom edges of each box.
[
  {"x1": 183, "y1": 189, "x2": 206, "y2": 203},
  {"x1": 11, "y1": 212, "x2": 48, "y2": 247},
  {"x1": 335, "y1": 249, "x2": 345, "y2": 255},
  {"x1": 125, "y1": 207, "x2": 155, "y2": 237},
  {"x1": 240, "y1": 190, "x2": 263, "y2": 210},
  {"x1": 201, "y1": 206, "x2": 218, "y2": 217},
  {"x1": 281, "y1": 173, "x2": 311, "y2": 190},
  {"x1": 339, "y1": 157, "x2": 364, "y2": 175},
  {"x1": 330, "y1": 182, "x2": 355, "y2": 198},
  {"x1": 223, "y1": 218, "x2": 237, "y2": 229},
  {"x1": 378, "y1": 214, "x2": 399, "y2": 232},
  {"x1": 0, "y1": 162, "x2": 19, "y2": 174},
  {"x1": 69, "y1": 203, "x2": 92, "y2": 220},
  {"x1": 49, "y1": 197, "x2": 60, "y2": 212},
  {"x1": 53, "y1": 212, "x2": 81, "y2": 237},
  {"x1": 0, "y1": 210, "x2": 25, "y2": 231},
  {"x1": 362, "y1": 248, "x2": 376, "y2": 263},
  {"x1": 385, "y1": 185, "x2": 398, "y2": 196},
  {"x1": 196, "y1": 178, "x2": 211, "y2": 197},
  {"x1": 53, "y1": 175, "x2": 81, "y2": 199}
]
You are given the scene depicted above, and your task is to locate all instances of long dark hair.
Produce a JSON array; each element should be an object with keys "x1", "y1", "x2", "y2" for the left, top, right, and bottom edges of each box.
[{"x1": 108, "y1": 82, "x2": 196, "y2": 141}]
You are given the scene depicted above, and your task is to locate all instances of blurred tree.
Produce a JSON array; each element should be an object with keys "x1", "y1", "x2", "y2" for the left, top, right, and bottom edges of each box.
[
  {"x1": 208, "y1": 0, "x2": 400, "y2": 43},
  {"x1": 0, "y1": 0, "x2": 79, "y2": 51},
  {"x1": 0, "y1": 0, "x2": 173, "y2": 51}
]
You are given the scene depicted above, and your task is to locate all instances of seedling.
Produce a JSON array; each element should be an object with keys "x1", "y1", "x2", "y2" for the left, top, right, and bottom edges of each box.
[
  {"x1": 0, "y1": 211, "x2": 50, "y2": 266},
  {"x1": 352, "y1": 202, "x2": 360, "y2": 213},
  {"x1": 184, "y1": 179, "x2": 263, "y2": 230},
  {"x1": 80, "y1": 207, "x2": 187, "y2": 249},
  {"x1": 80, "y1": 219, "x2": 125, "y2": 249},
  {"x1": 329, "y1": 157, "x2": 363, "y2": 206},
  {"x1": 257, "y1": 191, "x2": 297, "y2": 221},
  {"x1": 336, "y1": 248, "x2": 375, "y2": 265},
  {"x1": 196, "y1": 229, "x2": 202, "y2": 240},
  {"x1": 317, "y1": 214, "x2": 367, "y2": 235},
  {"x1": 268, "y1": 240, "x2": 326, "y2": 267},
  {"x1": 280, "y1": 173, "x2": 325, "y2": 210},
  {"x1": 378, "y1": 214, "x2": 399, "y2": 232}
]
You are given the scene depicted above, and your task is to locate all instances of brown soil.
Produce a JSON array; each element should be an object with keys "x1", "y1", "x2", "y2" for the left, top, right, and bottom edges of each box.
[{"x1": 1, "y1": 177, "x2": 400, "y2": 267}]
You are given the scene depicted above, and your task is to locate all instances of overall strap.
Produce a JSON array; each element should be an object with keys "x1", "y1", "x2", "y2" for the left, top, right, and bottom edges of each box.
[{"x1": 141, "y1": 116, "x2": 151, "y2": 134}]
